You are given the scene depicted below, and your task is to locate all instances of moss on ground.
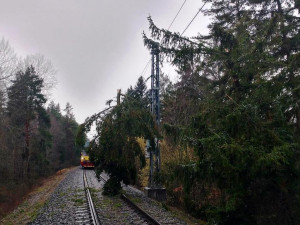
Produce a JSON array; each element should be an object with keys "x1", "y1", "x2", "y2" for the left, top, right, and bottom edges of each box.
[{"x1": 72, "y1": 197, "x2": 85, "y2": 206}]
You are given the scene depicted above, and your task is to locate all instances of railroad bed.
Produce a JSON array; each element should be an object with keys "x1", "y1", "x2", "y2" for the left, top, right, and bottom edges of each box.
[{"x1": 29, "y1": 167, "x2": 187, "y2": 225}]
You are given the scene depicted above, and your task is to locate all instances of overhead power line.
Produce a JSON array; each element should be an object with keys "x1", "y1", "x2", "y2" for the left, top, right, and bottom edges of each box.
[
  {"x1": 181, "y1": 2, "x2": 207, "y2": 36},
  {"x1": 167, "y1": 0, "x2": 188, "y2": 30},
  {"x1": 140, "y1": 59, "x2": 151, "y2": 78},
  {"x1": 139, "y1": 0, "x2": 188, "y2": 81},
  {"x1": 128, "y1": 1, "x2": 207, "y2": 103}
]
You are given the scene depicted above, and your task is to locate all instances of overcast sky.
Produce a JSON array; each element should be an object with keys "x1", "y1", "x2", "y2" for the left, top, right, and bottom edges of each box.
[{"x1": 0, "y1": 0, "x2": 210, "y2": 124}]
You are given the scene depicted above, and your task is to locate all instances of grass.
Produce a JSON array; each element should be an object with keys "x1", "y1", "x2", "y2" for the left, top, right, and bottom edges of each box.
[
  {"x1": 59, "y1": 203, "x2": 66, "y2": 209},
  {"x1": 74, "y1": 188, "x2": 84, "y2": 193},
  {"x1": 72, "y1": 198, "x2": 85, "y2": 206},
  {"x1": 88, "y1": 187, "x2": 99, "y2": 193},
  {"x1": 59, "y1": 191, "x2": 66, "y2": 197},
  {"x1": 101, "y1": 198, "x2": 113, "y2": 207},
  {"x1": 161, "y1": 202, "x2": 169, "y2": 211},
  {"x1": 28, "y1": 202, "x2": 44, "y2": 220},
  {"x1": 131, "y1": 197, "x2": 142, "y2": 204},
  {"x1": 165, "y1": 204, "x2": 207, "y2": 225},
  {"x1": 112, "y1": 202, "x2": 122, "y2": 209}
]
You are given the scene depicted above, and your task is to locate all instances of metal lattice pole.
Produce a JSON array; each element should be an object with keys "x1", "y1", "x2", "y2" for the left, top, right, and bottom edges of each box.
[
  {"x1": 148, "y1": 49, "x2": 155, "y2": 187},
  {"x1": 148, "y1": 44, "x2": 160, "y2": 187},
  {"x1": 154, "y1": 46, "x2": 160, "y2": 174}
]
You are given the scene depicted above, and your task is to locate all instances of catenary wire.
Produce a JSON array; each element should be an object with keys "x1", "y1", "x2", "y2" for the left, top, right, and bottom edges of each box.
[
  {"x1": 167, "y1": 0, "x2": 188, "y2": 30},
  {"x1": 127, "y1": 0, "x2": 189, "y2": 101},
  {"x1": 139, "y1": 0, "x2": 188, "y2": 82},
  {"x1": 181, "y1": 2, "x2": 207, "y2": 36}
]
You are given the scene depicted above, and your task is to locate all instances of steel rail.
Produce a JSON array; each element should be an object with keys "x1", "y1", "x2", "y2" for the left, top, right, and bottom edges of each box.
[
  {"x1": 99, "y1": 174, "x2": 162, "y2": 225},
  {"x1": 120, "y1": 193, "x2": 162, "y2": 225},
  {"x1": 83, "y1": 170, "x2": 101, "y2": 225}
]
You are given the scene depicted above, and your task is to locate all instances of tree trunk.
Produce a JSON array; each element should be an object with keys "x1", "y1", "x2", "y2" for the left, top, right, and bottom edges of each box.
[
  {"x1": 24, "y1": 120, "x2": 30, "y2": 179},
  {"x1": 296, "y1": 101, "x2": 300, "y2": 138}
]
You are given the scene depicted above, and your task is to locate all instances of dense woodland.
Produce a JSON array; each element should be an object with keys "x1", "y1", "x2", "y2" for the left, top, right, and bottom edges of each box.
[
  {"x1": 80, "y1": 0, "x2": 300, "y2": 224},
  {"x1": 0, "y1": 39, "x2": 80, "y2": 217}
]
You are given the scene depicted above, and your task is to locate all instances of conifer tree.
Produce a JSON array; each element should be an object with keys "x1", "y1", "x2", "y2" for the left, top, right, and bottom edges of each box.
[
  {"x1": 79, "y1": 78, "x2": 158, "y2": 195},
  {"x1": 7, "y1": 66, "x2": 48, "y2": 179},
  {"x1": 144, "y1": 0, "x2": 300, "y2": 224}
]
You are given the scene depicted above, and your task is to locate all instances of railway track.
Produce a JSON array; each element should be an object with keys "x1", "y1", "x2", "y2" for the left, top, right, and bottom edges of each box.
[
  {"x1": 31, "y1": 168, "x2": 184, "y2": 225},
  {"x1": 98, "y1": 174, "x2": 162, "y2": 225},
  {"x1": 75, "y1": 169, "x2": 101, "y2": 225}
]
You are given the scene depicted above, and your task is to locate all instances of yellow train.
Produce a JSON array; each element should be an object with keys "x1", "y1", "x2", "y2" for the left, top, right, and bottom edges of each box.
[{"x1": 80, "y1": 152, "x2": 94, "y2": 168}]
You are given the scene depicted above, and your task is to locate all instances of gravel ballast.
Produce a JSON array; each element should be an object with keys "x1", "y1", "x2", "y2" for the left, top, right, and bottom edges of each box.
[
  {"x1": 29, "y1": 168, "x2": 87, "y2": 225},
  {"x1": 28, "y1": 167, "x2": 188, "y2": 225}
]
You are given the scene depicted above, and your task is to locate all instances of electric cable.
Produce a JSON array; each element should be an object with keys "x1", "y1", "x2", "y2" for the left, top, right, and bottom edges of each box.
[
  {"x1": 167, "y1": 0, "x2": 188, "y2": 30},
  {"x1": 181, "y1": 2, "x2": 207, "y2": 36},
  {"x1": 140, "y1": 59, "x2": 151, "y2": 78},
  {"x1": 140, "y1": 0, "x2": 188, "y2": 82}
]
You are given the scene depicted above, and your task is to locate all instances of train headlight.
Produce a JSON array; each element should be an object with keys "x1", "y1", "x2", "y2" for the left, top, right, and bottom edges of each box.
[{"x1": 81, "y1": 157, "x2": 84, "y2": 160}]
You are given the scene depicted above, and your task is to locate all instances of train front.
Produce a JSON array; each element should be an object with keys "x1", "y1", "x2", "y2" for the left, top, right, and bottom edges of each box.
[{"x1": 80, "y1": 152, "x2": 94, "y2": 168}]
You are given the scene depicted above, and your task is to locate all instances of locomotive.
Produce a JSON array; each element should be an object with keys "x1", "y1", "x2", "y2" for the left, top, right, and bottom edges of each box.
[{"x1": 80, "y1": 151, "x2": 94, "y2": 168}]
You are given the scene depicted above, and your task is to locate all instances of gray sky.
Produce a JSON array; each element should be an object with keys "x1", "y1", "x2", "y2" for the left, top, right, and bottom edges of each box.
[{"x1": 0, "y1": 0, "x2": 209, "y2": 123}]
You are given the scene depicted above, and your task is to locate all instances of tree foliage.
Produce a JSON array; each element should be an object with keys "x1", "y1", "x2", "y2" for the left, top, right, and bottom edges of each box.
[
  {"x1": 144, "y1": 0, "x2": 300, "y2": 224},
  {"x1": 0, "y1": 62, "x2": 79, "y2": 217},
  {"x1": 80, "y1": 77, "x2": 158, "y2": 195}
]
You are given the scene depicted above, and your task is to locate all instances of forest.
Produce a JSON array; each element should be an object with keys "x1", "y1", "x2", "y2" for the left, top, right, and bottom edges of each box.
[
  {"x1": 0, "y1": 39, "x2": 80, "y2": 217},
  {"x1": 79, "y1": 0, "x2": 300, "y2": 224},
  {"x1": 0, "y1": 0, "x2": 299, "y2": 224}
]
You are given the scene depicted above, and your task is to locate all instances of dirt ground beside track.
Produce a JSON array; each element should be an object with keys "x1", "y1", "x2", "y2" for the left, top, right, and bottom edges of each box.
[{"x1": 0, "y1": 167, "x2": 76, "y2": 225}]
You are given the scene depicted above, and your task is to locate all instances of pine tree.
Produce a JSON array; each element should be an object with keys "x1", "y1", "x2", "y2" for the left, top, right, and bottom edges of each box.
[
  {"x1": 7, "y1": 66, "x2": 48, "y2": 179},
  {"x1": 62, "y1": 102, "x2": 79, "y2": 166}
]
